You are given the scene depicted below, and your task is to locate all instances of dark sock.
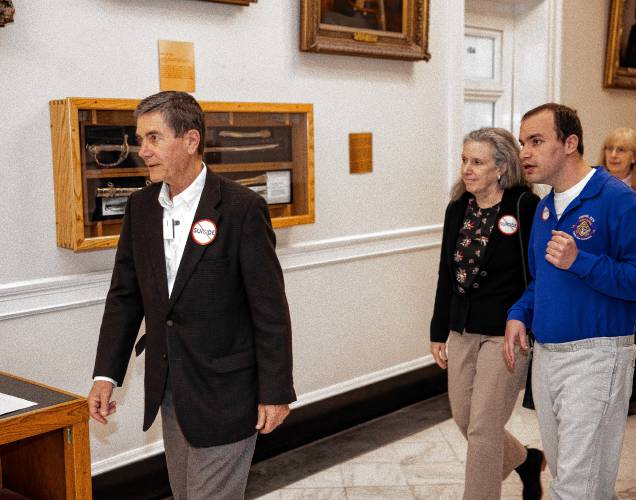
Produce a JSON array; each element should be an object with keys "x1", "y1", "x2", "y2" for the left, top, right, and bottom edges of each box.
[{"x1": 515, "y1": 447, "x2": 544, "y2": 500}]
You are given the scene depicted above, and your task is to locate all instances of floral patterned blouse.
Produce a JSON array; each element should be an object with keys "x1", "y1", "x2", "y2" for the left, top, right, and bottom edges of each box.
[{"x1": 453, "y1": 197, "x2": 500, "y2": 294}]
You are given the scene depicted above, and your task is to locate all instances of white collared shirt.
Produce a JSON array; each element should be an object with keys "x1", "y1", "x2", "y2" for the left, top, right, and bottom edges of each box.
[
  {"x1": 159, "y1": 164, "x2": 207, "y2": 296},
  {"x1": 94, "y1": 164, "x2": 207, "y2": 386}
]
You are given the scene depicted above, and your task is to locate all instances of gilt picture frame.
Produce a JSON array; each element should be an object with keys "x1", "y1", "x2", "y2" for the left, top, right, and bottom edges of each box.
[
  {"x1": 604, "y1": 0, "x2": 636, "y2": 89},
  {"x1": 199, "y1": 0, "x2": 256, "y2": 6},
  {"x1": 301, "y1": 0, "x2": 430, "y2": 61}
]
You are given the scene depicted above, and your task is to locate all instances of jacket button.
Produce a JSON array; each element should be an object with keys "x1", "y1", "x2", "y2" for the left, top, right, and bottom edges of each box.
[
  {"x1": 162, "y1": 353, "x2": 167, "y2": 360},
  {"x1": 480, "y1": 271, "x2": 487, "y2": 277},
  {"x1": 166, "y1": 319, "x2": 174, "y2": 327},
  {"x1": 472, "y1": 282, "x2": 479, "y2": 288}
]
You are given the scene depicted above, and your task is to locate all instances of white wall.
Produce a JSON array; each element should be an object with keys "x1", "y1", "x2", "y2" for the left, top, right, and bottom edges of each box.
[
  {"x1": 0, "y1": 0, "x2": 458, "y2": 283},
  {"x1": 0, "y1": 0, "x2": 462, "y2": 472}
]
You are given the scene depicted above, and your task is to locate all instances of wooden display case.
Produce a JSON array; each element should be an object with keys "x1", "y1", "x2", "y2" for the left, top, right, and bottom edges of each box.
[{"x1": 49, "y1": 98, "x2": 315, "y2": 252}]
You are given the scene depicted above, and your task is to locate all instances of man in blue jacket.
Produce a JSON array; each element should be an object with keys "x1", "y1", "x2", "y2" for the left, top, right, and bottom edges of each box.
[{"x1": 504, "y1": 103, "x2": 636, "y2": 500}]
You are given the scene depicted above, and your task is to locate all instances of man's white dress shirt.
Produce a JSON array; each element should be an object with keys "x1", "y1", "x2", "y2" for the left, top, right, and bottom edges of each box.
[{"x1": 95, "y1": 164, "x2": 207, "y2": 386}]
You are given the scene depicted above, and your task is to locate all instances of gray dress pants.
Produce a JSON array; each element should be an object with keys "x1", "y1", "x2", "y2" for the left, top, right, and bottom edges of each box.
[
  {"x1": 160, "y1": 383, "x2": 258, "y2": 500},
  {"x1": 533, "y1": 335, "x2": 636, "y2": 500}
]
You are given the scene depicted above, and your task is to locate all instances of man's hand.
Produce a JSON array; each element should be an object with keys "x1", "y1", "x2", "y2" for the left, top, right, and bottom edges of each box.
[
  {"x1": 88, "y1": 380, "x2": 116, "y2": 424},
  {"x1": 255, "y1": 404, "x2": 290, "y2": 434},
  {"x1": 504, "y1": 319, "x2": 529, "y2": 371},
  {"x1": 545, "y1": 230, "x2": 578, "y2": 269},
  {"x1": 430, "y1": 342, "x2": 448, "y2": 369}
]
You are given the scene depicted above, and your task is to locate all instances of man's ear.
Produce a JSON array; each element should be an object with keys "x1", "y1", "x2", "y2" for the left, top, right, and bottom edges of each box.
[
  {"x1": 184, "y1": 129, "x2": 201, "y2": 155},
  {"x1": 564, "y1": 134, "x2": 579, "y2": 155}
]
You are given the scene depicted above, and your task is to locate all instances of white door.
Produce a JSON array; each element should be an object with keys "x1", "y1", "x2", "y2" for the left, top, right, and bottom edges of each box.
[
  {"x1": 463, "y1": 0, "x2": 561, "y2": 138},
  {"x1": 464, "y1": 4, "x2": 515, "y2": 134}
]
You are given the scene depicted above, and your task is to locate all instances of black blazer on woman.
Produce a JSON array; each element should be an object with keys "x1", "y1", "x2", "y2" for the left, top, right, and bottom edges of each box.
[{"x1": 430, "y1": 186, "x2": 539, "y2": 342}]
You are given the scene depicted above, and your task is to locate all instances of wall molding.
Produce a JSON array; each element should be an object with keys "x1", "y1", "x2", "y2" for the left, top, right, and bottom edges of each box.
[
  {"x1": 279, "y1": 224, "x2": 443, "y2": 272},
  {"x1": 0, "y1": 272, "x2": 112, "y2": 322},
  {"x1": 0, "y1": 224, "x2": 442, "y2": 321},
  {"x1": 91, "y1": 353, "x2": 435, "y2": 475}
]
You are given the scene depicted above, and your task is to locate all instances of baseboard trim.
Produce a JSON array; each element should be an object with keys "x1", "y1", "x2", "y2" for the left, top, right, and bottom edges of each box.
[
  {"x1": 90, "y1": 356, "x2": 435, "y2": 476},
  {"x1": 252, "y1": 362, "x2": 447, "y2": 462},
  {"x1": 292, "y1": 355, "x2": 435, "y2": 408},
  {"x1": 92, "y1": 363, "x2": 447, "y2": 499},
  {"x1": 90, "y1": 441, "x2": 165, "y2": 478}
]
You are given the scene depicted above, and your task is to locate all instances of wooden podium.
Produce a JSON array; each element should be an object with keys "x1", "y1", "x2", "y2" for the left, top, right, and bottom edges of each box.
[{"x1": 0, "y1": 372, "x2": 92, "y2": 499}]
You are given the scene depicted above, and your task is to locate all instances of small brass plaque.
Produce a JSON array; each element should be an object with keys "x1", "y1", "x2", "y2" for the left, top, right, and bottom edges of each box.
[
  {"x1": 158, "y1": 40, "x2": 196, "y2": 92},
  {"x1": 349, "y1": 133, "x2": 373, "y2": 174},
  {"x1": 353, "y1": 32, "x2": 379, "y2": 43}
]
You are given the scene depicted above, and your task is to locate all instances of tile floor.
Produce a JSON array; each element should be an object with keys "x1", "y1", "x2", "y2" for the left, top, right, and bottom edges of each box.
[{"x1": 245, "y1": 393, "x2": 636, "y2": 499}]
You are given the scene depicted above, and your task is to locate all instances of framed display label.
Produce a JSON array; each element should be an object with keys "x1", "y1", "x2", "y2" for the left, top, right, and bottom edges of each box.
[
  {"x1": 266, "y1": 170, "x2": 292, "y2": 204},
  {"x1": 101, "y1": 196, "x2": 128, "y2": 217}
]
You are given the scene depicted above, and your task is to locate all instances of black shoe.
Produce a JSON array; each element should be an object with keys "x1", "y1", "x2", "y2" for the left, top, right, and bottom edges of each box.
[{"x1": 515, "y1": 447, "x2": 546, "y2": 500}]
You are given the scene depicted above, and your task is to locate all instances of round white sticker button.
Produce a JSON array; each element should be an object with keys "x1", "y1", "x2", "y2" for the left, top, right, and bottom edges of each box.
[
  {"x1": 542, "y1": 206, "x2": 550, "y2": 221},
  {"x1": 191, "y1": 219, "x2": 217, "y2": 246},
  {"x1": 497, "y1": 215, "x2": 519, "y2": 235}
]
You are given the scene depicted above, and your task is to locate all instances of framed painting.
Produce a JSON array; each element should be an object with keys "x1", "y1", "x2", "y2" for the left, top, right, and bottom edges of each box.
[
  {"x1": 301, "y1": 0, "x2": 431, "y2": 61},
  {"x1": 0, "y1": 0, "x2": 15, "y2": 27},
  {"x1": 604, "y1": 0, "x2": 636, "y2": 89},
  {"x1": 199, "y1": 0, "x2": 256, "y2": 5}
]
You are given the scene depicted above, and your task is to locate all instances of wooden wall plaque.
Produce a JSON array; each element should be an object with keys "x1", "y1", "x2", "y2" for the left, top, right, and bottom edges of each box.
[
  {"x1": 158, "y1": 40, "x2": 196, "y2": 92},
  {"x1": 349, "y1": 132, "x2": 373, "y2": 174}
]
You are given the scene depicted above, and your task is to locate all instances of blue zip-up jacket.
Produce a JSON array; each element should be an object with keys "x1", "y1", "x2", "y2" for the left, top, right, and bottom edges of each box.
[{"x1": 508, "y1": 167, "x2": 636, "y2": 343}]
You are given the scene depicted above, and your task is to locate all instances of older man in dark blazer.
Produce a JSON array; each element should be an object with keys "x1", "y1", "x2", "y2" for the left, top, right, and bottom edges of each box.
[{"x1": 88, "y1": 91, "x2": 295, "y2": 500}]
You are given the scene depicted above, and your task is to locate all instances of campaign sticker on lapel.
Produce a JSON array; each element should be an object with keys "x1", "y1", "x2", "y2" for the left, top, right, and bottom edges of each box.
[
  {"x1": 191, "y1": 219, "x2": 217, "y2": 246},
  {"x1": 572, "y1": 214, "x2": 596, "y2": 240},
  {"x1": 497, "y1": 215, "x2": 518, "y2": 235},
  {"x1": 541, "y1": 206, "x2": 550, "y2": 221}
]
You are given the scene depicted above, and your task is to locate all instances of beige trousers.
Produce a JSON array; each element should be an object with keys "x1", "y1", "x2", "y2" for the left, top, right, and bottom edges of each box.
[{"x1": 447, "y1": 331, "x2": 529, "y2": 500}]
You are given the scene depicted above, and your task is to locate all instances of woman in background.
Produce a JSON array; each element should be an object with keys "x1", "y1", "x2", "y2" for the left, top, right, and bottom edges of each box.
[
  {"x1": 430, "y1": 128, "x2": 543, "y2": 500},
  {"x1": 599, "y1": 127, "x2": 636, "y2": 415},
  {"x1": 598, "y1": 127, "x2": 636, "y2": 190}
]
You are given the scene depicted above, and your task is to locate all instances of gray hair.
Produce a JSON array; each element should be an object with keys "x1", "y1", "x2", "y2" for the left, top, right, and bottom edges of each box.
[
  {"x1": 134, "y1": 91, "x2": 205, "y2": 155},
  {"x1": 450, "y1": 127, "x2": 528, "y2": 201}
]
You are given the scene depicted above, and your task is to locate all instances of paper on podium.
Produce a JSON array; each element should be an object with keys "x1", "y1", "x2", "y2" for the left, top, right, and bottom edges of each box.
[{"x1": 0, "y1": 392, "x2": 37, "y2": 416}]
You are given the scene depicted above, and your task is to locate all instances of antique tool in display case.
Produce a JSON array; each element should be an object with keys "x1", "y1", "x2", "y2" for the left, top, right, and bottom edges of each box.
[{"x1": 49, "y1": 98, "x2": 315, "y2": 251}]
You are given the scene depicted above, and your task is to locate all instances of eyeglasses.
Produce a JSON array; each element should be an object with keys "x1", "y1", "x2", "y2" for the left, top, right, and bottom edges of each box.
[{"x1": 604, "y1": 146, "x2": 631, "y2": 154}]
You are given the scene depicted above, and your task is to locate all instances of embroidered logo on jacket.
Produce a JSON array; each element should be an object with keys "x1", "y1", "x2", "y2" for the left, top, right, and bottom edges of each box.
[{"x1": 572, "y1": 215, "x2": 596, "y2": 240}]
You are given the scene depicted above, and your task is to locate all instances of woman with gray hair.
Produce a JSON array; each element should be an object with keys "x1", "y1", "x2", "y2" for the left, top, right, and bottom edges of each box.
[{"x1": 430, "y1": 127, "x2": 543, "y2": 499}]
